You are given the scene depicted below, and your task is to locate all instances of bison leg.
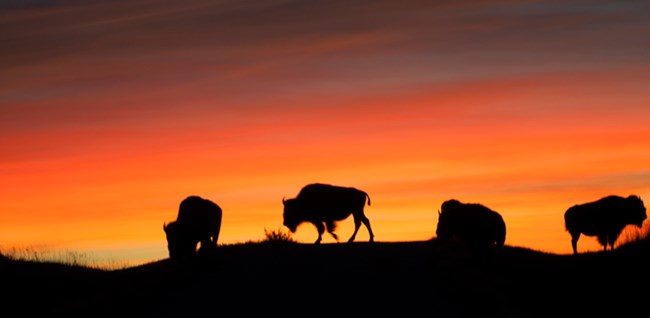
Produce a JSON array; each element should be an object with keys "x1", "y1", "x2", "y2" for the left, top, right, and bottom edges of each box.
[
  {"x1": 606, "y1": 235, "x2": 617, "y2": 252},
  {"x1": 596, "y1": 234, "x2": 609, "y2": 252},
  {"x1": 198, "y1": 239, "x2": 217, "y2": 256},
  {"x1": 314, "y1": 222, "x2": 325, "y2": 244},
  {"x1": 324, "y1": 220, "x2": 339, "y2": 242},
  {"x1": 349, "y1": 214, "x2": 374, "y2": 243},
  {"x1": 363, "y1": 216, "x2": 374, "y2": 243},
  {"x1": 608, "y1": 231, "x2": 622, "y2": 251},
  {"x1": 570, "y1": 232, "x2": 580, "y2": 255}
]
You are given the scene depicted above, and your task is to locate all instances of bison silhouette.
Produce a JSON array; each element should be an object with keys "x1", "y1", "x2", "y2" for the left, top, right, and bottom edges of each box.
[
  {"x1": 163, "y1": 195, "x2": 223, "y2": 260},
  {"x1": 564, "y1": 194, "x2": 646, "y2": 254},
  {"x1": 436, "y1": 199, "x2": 506, "y2": 256},
  {"x1": 282, "y1": 183, "x2": 374, "y2": 244}
]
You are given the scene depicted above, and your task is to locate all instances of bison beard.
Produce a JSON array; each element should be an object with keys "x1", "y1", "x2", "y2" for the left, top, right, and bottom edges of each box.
[{"x1": 282, "y1": 183, "x2": 374, "y2": 244}]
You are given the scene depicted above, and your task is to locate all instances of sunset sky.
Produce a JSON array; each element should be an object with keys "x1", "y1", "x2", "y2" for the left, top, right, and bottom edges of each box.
[{"x1": 1, "y1": 0, "x2": 649, "y2": 267}]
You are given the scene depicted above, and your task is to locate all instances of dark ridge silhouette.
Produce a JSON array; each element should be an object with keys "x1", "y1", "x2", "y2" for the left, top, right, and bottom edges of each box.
[
  {"x1": 163, "y1": 195, "x2": 222, "y2": 261},
  {"x1": 436, "y1": 199, "x2": 506, "y2": 257},
  {"x1": 3, "y1": 239, "x2": 650, "y2": 316},
  {"x1": 564, "y1": 194, "x2": 646, "y2": 254},
  {"x1": 282, "y1": 183, "x2": 374, "y2": 244}
]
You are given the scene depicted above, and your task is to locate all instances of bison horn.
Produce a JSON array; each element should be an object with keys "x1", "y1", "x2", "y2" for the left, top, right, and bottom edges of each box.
[
  {"x1": 438, "y1": 210, "x2": 441, "y2": 215},
  {"x1": 282, "y1": 197, "x2": 286, "y2": 205}
]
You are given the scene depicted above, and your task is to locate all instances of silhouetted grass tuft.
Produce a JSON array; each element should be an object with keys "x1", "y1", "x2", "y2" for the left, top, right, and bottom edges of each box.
[
  {"x1": 617, "y1": 222, "x2": 650, "y2": 247},
  {"x1": 0, "y1": 246, "x2": 129, "y2": 270},
  {"x1": 261, "y1": 227, "x2": 296, "y2": 243},
  {"x1": 615, "y1": 222, "x2": 650, "y2": 254}
]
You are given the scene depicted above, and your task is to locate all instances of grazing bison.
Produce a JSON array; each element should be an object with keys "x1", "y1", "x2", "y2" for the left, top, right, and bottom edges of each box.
[
  {"x1": 564, "y1": 194, "x2": 646, "y2": 254},
  {"x1": 436, "y1": 199, "x2": 506, "y2": 256},
  {"x1": 163, "y1": 195, "x2": 223, "y2": 260},
  {"x1": 282, "y1": 183, "x2": 374, "y2": 244}
]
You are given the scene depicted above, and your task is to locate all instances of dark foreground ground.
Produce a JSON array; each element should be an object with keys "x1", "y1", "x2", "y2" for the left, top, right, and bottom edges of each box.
[{"x1": 2, "y1": 239, "x2": 649, "y2": 317}]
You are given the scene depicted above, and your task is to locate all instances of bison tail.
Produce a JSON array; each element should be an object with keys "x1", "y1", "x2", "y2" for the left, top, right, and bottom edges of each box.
[{"x1": 366, "y1": 193, "x2": 371, "y2": 206}]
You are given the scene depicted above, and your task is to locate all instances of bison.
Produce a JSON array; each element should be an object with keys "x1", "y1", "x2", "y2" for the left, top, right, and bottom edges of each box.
[
  {"x1": 564, "y1": 194, "x2": 646, "y2": 254},
  {"x1": 282, "y1": 183, "x2": 374, "y2": 244},
  {"x1": 436, "y1": 199, "x2": 506, "y2": 256},
  {"x1": 163, "y1": 195, "x2": 223, "y2": 260}
]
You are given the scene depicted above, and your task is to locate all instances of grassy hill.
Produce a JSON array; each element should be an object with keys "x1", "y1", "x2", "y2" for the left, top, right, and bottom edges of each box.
[{"x1": 2, "y1": 239, "x2": 649, "y2": 317}]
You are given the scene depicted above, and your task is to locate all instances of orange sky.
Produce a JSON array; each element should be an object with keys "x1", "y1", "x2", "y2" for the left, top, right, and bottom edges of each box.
[{"x1": 1, "y1": 0, "x2": 649, "y2": 267}]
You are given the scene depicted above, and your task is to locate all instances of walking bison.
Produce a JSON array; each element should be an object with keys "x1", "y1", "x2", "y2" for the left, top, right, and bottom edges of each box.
[
  {"x1": 564, "y1": 194, "x2": 646, "y2": 254},
  {"x1": 436, "y1": 199, "x2": 506, "y2": 256},
  {"x1": 282, "y1": 183, "x2": 374, "y2": 244},
  {"x1": 163, "y1": 195, "x2": 223, "y2": 260}
]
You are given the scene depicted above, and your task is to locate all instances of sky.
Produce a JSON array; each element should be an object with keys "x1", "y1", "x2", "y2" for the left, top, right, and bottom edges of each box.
[{"x1": 1, "y1": 0, "x2": 649, "y2": 267}]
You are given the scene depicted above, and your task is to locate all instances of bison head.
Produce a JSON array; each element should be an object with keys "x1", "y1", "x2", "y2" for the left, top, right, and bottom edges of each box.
[
  {"x1": 440, "y1": 199, "x2": 462, "y2": 212},
  {"x1": 163, "y1": 221, "x2": 199, "y2": 260},
  {"x1": 282, "y1": 198, "x2": 301, "y2": 233},
  {"x1": 436, "y1": 209, "x2": 452, "y2": 240},
  {"x1": 436, "y1": 199, "x2": 463, "y2": 240},
  {"x1": 626, "y1": 195, "x2": 647, "y2": 228}
]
